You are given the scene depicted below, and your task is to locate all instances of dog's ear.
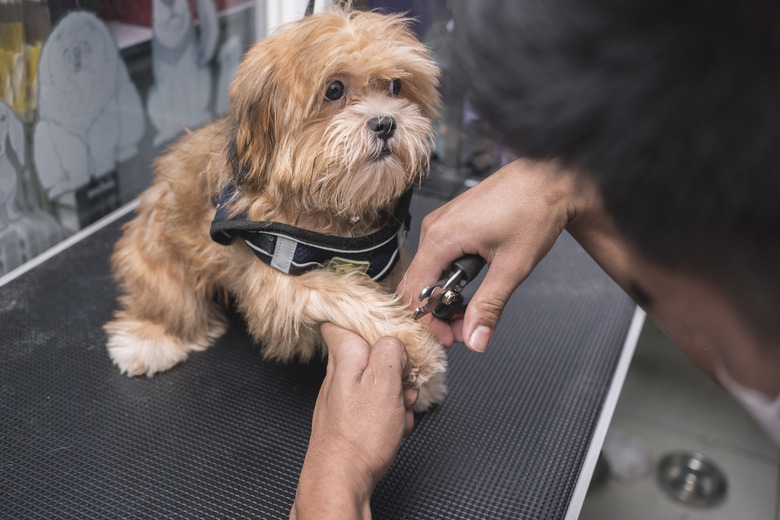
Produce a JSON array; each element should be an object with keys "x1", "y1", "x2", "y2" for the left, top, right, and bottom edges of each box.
[{"x1": 225, "y1": 70, "x2": 278, "y2": 189}]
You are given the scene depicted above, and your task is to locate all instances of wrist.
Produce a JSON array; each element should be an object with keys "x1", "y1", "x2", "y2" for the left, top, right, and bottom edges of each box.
[
  {"x1": 502, "y1": 158, "x2": 580, "y2": 226},
  {"x1": 556, "y1": 165, "x2": 602, "y2": 231},
  {"x1": 293, "y1": 440, "x2": 375, "y2": 520}
]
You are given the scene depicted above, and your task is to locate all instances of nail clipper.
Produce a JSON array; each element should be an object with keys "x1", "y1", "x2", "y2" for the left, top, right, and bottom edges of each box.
[{"x1": 413, "y1": 254, "x2": 486, "y2": 321}]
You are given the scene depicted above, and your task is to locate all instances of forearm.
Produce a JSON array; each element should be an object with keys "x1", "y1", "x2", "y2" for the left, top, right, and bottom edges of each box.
[
  {"x1": 292, "y1": 441, "x2": 374, "y2": 520},
  {"x1": 564, "y1": 180, "x2": 717, "y2": 380},
  {"x1": 291, "y1": 326, "x2": 409, "y2": 520},
  {"x1": 291, "y1": 480, "x2": 371, "y2": 520}
]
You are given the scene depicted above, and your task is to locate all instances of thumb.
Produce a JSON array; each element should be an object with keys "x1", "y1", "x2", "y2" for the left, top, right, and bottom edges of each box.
[
  {"x1": 461, "y1": 255, "x2": 530, "y2": 353},
  {"x1": 363, "y1": 336, "x2": 408, "y2": 390},
  {"x1": 321, "y1": 322, "x2": 371, "y2": 379}
]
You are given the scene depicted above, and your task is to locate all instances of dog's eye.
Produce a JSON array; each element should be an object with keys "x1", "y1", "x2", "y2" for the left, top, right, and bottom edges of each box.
[
  {"x1": 390, "y1": 78, "x2": 401, "y2": 97},
  {"x1": 325, "y1": 81, "x2": 345, "y2": 101}
]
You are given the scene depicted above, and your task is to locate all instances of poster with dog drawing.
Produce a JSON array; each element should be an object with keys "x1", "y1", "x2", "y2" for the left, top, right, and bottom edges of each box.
[
  {"x1": 0, "y1": 101, "x2": 25, "y2": 228},
  {"x1": 147, "y1": 0, "x2": 219, "y2": 146},
  {"x1": 33, "y1": 11, "x2": 145, "y2": 230},
  {"x1": 1, "y1": 100, "x2": 62, "y2": 274}
]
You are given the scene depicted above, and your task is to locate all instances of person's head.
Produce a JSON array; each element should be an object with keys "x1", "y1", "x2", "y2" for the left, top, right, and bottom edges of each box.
[{"x1": 453, "y1": 0, "x2": 780, "y2": 349}]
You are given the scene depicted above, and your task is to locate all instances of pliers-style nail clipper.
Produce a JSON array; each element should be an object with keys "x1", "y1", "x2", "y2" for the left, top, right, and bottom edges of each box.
[{"x1": 413, "y1": 254, "x2": 486, "y2": 321}]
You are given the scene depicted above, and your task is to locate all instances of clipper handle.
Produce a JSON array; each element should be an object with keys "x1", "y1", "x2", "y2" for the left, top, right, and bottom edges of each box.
[{"x1": 451, "y1": 254, "x2": 486, "y2": 285}]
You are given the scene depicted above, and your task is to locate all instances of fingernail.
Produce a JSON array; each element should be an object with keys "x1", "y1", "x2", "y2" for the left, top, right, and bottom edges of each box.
[{"x1": 467, "y1": 326, "x2": 491, "y2": 353}]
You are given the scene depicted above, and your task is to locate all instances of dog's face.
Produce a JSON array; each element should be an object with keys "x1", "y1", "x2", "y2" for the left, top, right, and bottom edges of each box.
[{"x1": 226, "y1": 8, "x2": 440, "y2": 223}]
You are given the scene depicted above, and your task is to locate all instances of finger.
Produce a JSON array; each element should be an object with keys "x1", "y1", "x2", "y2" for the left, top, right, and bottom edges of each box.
[
  {"x1": 398, "y1": 257, "x2": 450, "y2": 313},
  {"x1": 398, "y1": 210, "x2": 467, "y2": 311},
  {"x1": 363, "y1": 336, "x2": 407, "y2": 389},
  {"x1": 403, "y1": 386, "x2": 419, "y2": 409},
  {"x1": 416, "y1": 315, "x2": 464, "y2": 348},
  {"x1": 460, "y1": 255, "x2": 529, "y2": 353},
  {"x1": 448, "y1": 318, "x2": 465, "y2": 345},
  {"x1": 320, "y1": 322, "x2": 371, "y2": 378},
  {"x1": 403, "y1": 408, "x2": 415, "y2": 437},
  {"x1": 401, "y1": 349, "x2": 412, "y2": 380},
  {"x1": 419, "y1": 314, "x2": 456, "y2": 348}
]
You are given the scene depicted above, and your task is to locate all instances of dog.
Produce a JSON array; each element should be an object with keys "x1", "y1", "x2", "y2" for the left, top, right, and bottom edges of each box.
[{"x1": 104, "y1": 6, "x2": 446, "y2": 410}]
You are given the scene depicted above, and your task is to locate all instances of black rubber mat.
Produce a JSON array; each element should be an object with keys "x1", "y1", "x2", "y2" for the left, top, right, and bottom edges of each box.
[{"x1": 0, "y1": 192, "x2": 636, "y2": 519}]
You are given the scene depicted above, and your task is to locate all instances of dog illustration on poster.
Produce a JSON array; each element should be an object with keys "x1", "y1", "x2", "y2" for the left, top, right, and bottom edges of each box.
[
  {"x1": 1, "y1": 101, "x2": 62, "y2": 274},
  {"x1": 33, "y1": 12, "x2": 145, "y2": 210},
  {"x1": 147, "y1": 0, "x2": 219, "y2": 146},
  {"x1": 0, "y1": 101, "x2": 24, "y2": 227}
]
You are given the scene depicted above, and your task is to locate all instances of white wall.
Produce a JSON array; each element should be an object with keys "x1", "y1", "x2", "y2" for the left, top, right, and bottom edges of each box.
[{"x1": 255, "y1": 0, "x2": 335, "y2": 40}]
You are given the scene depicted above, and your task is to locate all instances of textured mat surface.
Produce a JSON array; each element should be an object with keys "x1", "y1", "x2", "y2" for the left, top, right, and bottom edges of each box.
[{"x1": 1, "y1": 193, "x2": 635, "y2": 519}]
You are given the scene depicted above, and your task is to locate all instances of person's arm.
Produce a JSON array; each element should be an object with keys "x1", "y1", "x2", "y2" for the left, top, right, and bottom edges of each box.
[
  {"x1": 291, "y1": 324, "x2": 418, "y2": 520},
  {"x1": 399, "y1": 158, "x2": 716, "y2": 378}
]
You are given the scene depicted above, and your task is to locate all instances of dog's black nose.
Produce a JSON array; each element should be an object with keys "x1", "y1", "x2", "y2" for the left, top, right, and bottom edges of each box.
[{"x1": 368, "y1": 116, "x2": 396, "y2": 141}]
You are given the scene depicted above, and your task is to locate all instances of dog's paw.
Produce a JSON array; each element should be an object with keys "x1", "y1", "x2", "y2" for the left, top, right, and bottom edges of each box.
[
  {"x1": 104, "y1": 318, "x2": 223, "y2": 377},
  {"x1": 398, "y1": 328, "x2": 447, "y2": 411},
  {"x1": 413, "y1": 371, "x2": 447, "y2": 412},
  {"x1": 105, "y1": 321, "x2": 189, "y2": 377}
]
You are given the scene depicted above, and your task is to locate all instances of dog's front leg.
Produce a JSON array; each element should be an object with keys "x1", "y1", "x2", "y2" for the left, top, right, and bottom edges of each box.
[
  {"x1": 236, "y1": 268, "x2": 447, "y2": 410},
  {"x1": 104, "y1": 205, "x2": 228, "y2": 377}
]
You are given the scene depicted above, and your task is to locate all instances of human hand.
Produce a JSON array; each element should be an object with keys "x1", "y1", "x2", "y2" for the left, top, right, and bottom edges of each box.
[
  {"x1": 399, "y1": 159, "x2": 578, "y2": 353},
  {"x1": 291, "y1": 323, "x2": 418, "y2": 520}
]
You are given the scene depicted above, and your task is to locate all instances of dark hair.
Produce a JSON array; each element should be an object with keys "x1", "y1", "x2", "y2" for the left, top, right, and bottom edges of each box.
[{"x1": 453, "y1": 0, "x2": 780, "y2": 338}]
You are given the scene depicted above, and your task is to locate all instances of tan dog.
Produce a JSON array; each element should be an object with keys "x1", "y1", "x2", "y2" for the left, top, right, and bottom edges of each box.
[{"x1": 104, "y1": 6, "x2": 446, "y2": 410}]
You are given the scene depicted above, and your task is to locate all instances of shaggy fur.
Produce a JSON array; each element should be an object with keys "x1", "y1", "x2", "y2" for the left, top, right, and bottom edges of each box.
[{"x1": 104, "y1": 6, "x2": 446, "y2": 410}]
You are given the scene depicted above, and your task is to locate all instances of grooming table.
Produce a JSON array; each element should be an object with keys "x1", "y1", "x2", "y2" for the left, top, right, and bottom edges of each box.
[{"x1": 0, "y1": 192, "x2": 642, "y2": 519}]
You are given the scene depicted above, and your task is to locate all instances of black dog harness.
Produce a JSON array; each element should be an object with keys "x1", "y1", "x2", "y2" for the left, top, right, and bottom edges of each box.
[{"x1": 209, "y1": 186, "x2": 412, "y2": 282}]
